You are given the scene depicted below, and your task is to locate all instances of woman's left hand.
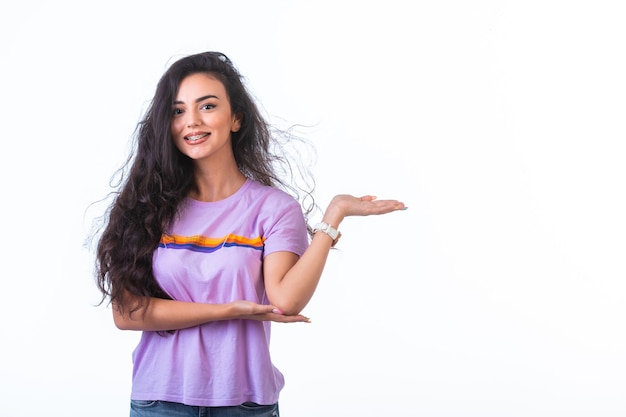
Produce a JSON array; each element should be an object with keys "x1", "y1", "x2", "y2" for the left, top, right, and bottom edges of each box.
[{"x1": 323, "y1": 194, "x2": 406, "y2": 225}]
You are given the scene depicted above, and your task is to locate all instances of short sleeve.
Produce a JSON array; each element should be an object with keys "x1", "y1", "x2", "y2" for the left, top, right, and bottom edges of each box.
[{"x1": 262, "y1": 195, "x2": 309, "y2": 258}]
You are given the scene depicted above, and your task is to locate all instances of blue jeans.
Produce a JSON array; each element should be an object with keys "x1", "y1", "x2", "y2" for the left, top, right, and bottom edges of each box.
[{"x1": 130, "y1": 400, "x2": 279, "y2": 417}]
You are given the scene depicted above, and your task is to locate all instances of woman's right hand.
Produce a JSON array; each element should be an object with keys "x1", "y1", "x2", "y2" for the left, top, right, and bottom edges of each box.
[{"x1": 232, "y1": 300, "x2": 311, "y2": 323}]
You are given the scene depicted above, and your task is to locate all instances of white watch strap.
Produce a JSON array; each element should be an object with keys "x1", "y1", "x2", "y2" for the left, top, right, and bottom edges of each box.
[{"x1": 313, "y1": 222, "x2": 340, "y2": 245}]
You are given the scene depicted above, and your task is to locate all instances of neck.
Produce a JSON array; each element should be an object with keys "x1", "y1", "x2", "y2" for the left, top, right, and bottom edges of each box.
[{"x1": 190, "y1": 162, "x2": 247, "y2": 202}]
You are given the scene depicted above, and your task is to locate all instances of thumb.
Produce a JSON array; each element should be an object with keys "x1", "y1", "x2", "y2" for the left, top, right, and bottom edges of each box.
[{"x1": 359, "y1": 195, "x2": 377, "y2": 201}]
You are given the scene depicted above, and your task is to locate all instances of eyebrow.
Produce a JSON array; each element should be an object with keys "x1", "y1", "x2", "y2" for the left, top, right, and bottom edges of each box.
[{"x1": 173, "y1": 94, "x2": 219, "y2": 105}]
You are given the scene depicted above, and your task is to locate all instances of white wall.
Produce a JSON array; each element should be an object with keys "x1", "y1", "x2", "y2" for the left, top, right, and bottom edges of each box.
[{"x1": 0, "y1": 1, "x2": 624, "y2": 416}]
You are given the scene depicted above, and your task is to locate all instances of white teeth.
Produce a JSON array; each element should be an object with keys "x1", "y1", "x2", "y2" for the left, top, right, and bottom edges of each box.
[{"x1": 186, "y1": 133, "x2": 208, "y2": 141}]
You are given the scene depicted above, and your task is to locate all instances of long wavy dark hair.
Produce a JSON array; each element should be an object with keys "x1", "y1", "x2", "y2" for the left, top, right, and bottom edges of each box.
[{"x1": 93, "y1": 51, "x2": 316, "y2": 315}]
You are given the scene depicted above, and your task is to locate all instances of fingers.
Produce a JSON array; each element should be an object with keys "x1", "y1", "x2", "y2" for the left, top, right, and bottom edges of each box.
[
  {"x1": 375, "y1": 199, "x2": 407, "y2": 212},
  {"x1": 331, "y1": 195, "x2": 406, "y2": 216},
  {"x1": 262, "y1": 305, "x2": 311, "y2": 323},
  {"x1": 233, "y1": 301, "x2": 310, "y2": 323},
  {"x1": 273, "y1": 314, "x2": 311, "y2": 323},
  {"x1": 263, "y1": 311, "x2": 310, "y2": 323},
  {"x1": 353, "y1": 198, "x2": 407, "y2": 216}
]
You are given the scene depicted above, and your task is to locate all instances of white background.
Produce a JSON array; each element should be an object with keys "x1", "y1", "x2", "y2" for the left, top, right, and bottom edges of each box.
[{"x1": 1, "y1": 1, "x2": 625, "y2": 416}]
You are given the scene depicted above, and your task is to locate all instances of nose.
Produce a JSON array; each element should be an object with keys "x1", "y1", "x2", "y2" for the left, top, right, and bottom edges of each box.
[{"x1": 185, "y1": 110, "x2": 200, "y2": 128}]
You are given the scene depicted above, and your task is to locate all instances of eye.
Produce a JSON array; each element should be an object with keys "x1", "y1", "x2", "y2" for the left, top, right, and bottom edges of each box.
[
  {"x1": 201, "y1": 103, "x2": 216, "y2": 111},
  {"x1": 172, "y1": 108, "x2": 184, "y2": 116}
]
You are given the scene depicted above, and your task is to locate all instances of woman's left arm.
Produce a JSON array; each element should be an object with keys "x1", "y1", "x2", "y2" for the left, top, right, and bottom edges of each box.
[{"x1": 264, "y1": 194, "x2": 405, "y2": 315}]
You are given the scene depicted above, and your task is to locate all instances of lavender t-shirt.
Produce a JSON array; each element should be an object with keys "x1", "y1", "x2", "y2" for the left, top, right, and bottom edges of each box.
[{"x1": 130, "y1": 179, "x2": 309, "y2": 406}]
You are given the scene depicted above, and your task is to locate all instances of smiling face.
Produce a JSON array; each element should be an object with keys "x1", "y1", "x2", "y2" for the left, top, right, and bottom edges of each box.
[{"x1": 170, "y1": 72, "x2": 241, "y2": 163}]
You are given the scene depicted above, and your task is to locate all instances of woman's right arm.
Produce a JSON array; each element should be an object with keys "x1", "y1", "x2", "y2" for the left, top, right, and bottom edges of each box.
[{"x1": 112, "y1": 293, "x2": 310, "y2": 331}]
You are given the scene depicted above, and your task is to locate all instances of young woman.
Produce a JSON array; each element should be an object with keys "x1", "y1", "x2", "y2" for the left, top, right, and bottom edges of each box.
[{"x1": 94, "y1": 51, "x2": 405, "y2": 417}]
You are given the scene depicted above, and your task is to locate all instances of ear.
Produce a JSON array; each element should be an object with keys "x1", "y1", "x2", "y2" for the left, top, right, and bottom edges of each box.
[{"x1": 231, "y1": 112, "x2": 242, "y2": 133}]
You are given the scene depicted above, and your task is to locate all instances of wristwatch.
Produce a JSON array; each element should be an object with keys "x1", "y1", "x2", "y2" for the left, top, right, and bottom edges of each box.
[{"x1": 313, "y1": 222, "x2": 341, "y2": 246}]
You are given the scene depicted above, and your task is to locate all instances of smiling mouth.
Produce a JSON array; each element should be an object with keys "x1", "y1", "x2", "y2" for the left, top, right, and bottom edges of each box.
[{"x1": 185, "y1": 133, "x2": 210, "y2": 142}]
